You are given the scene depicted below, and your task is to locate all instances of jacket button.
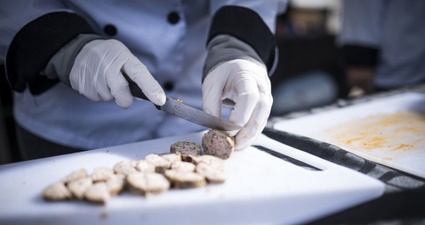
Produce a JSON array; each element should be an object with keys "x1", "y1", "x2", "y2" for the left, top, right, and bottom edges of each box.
[
  {"x1": 164, "y1": 81, "x2": 174, "y2": 91},
  {"x1": 104, "y1": 24, "x2": 117, "y2": 36},
  {"x1": 167, "y1": 11, "x2": 180, "y2": 24}
]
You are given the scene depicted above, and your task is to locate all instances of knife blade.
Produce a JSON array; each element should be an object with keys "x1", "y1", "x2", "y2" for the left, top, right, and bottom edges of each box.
[{"x1": 124, "y1": 74, "x2": 241, "y2": 131}]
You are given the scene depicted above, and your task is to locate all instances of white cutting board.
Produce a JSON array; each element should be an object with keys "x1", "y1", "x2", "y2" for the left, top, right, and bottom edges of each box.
[
  {"x1": 274, "y1": 92, "x2": 425, "y2": 179},
  {"x1": 0, "y1": 132, "x2": 384, "y2": 225}
]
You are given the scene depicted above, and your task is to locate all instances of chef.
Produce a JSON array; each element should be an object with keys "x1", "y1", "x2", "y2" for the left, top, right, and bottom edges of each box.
[
  {"x1": 338, "y1": 0, "x2": 425, "y2": 94},
  {"x1": 0, "y1": 1, "x2": 285, "y2": 160}
]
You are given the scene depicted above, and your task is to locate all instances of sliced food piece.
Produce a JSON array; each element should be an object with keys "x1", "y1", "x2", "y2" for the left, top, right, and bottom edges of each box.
[
  {"x1": 84, "y1": 182, "x2": 110, "y2": 204},
  {"x1": 42, "y1": 182, "x2": 72, "y2": 201},
  {"x1": 105, "y1": 174, "x2": 126, "y2": 196},
  {"x1": 92, "y1": 167, "x2": 115, "y2": 182},
  {"x1": 170, "y1": 161, "x2": 196, "y2": 172},
  {"x1": 145, "y1": 154, "x2": 171, "y2": 173},
  {"x1": 170, "y1": 141, "x2": 202, "y2": 156},
  {"x1": 135, "y1": 160, "x2": 156, "y2": 173},
  {"x1": 196, "y1": 162, "x2": 226, "y2": 184},
  {"x1": 191, "y1": 155, "x2": 225, "y2": 171},
  {"x1": 160, "y1": 153, "x2": 182, "y2": 164},
  {"x1": 67, "y1": 177, "x2": 93, "y2": 199},
  {"x1": 127, "y1": 172, "x2": 170, "y2": 196},
  {"x1": 180, "y1": 154, "x2": 198, "y2": 163},
  {"x1": 113, "y1": 161, "x2": 137, "y2": 175},
  {"x1": 164, "y1": 170, "x2": 206, "y2": 189},
  {"x1": 202, "y1": 129, "x2": 235, "y2": 159},
  {"x1": 129, "y1": 160, "x2": 139, "y2": 167},
  {"x1": 62, "y1": 168, "x2": 88, "y2": 184}
]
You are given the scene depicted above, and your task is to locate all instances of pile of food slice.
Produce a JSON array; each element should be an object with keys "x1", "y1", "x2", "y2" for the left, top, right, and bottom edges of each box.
[{"x1": 42, "y1": 129, "x2": 235, "y2": 205}]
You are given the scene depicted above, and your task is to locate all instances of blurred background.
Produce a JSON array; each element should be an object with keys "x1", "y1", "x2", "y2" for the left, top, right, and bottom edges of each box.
[
  {"x1": 0, "y1": 0, "x2": 350, "y2": 164},
  {"x1": 271, "y1": 0, "x2": 347, "y2": 115}
]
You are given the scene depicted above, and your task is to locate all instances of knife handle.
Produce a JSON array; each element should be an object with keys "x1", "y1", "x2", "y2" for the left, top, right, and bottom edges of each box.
[
  {"x1": 123, "y1": 73, "x2": 160, "y2": 109},
  {"x1": 123, "y1": 73, "x2": 148, "y2": 100}
]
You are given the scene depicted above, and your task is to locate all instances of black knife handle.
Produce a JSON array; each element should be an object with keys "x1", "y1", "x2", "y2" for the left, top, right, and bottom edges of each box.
[
  {"x1": 123, "y1": 73, "x2": 148, "y2": 100},
  {"x1": 123, "y1": 73, "x2": 161, "y2": 110}
]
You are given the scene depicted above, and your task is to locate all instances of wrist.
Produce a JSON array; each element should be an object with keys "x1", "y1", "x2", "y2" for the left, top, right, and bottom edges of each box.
[
  {"x1": 203, "y1": 35, "x2": 265, "y2": 81},
  {"x1": 43, "y1": 34, "x2": 104, "y2": 87},
  {"x1": 5, "y1": 12, "x2": 97, "y2": 94},
  {"x1": 206, "y1": 6, "x2": 276, "y2": 74}
]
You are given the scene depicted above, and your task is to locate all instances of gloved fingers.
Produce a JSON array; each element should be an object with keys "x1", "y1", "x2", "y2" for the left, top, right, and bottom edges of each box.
[
  {"x1": 92, "y1": 48, "x2": 113, "y2": 101},
  {"x1": 201, "y1": 59, "x2": 272, "y2": 149},
  {"x1": 234, "y1": 91, "x2": 273, "y2": 150},
  {"x1": 106, "y1": 70, "x2": 133, "y2": 108},
  {"x1": 94, "y1": 67, "x2": 114, "y2": 101},
  {"x1": 122, "y1": 57, "x2": 166, "y2": 106},
  {"x1": 70, "y1": 39, "x2": 131, "y2": 105},
  {"x1": 89, "y1": 46, "x2": 133, "y2": 108},
  {"x1": 70, "y1": 57, "x2": 103, "y2": 102},
  {"x1": 202, "y1": 68, "x2": 226, "y2": 118},
  {"x1": 228, "y1": 73, "x2": 260, "y2": 128}
]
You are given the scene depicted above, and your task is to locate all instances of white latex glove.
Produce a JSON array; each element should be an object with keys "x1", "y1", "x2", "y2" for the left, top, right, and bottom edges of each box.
[
  {"x1": 202, "y1": 59, "x2": 273, "y2": 150},
  {"x1": 70, "y1": 39, "x2": 166, "y2": 108}
]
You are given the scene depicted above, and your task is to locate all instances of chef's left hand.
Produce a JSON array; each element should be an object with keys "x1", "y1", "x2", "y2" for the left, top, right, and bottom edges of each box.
[{"x1": 202, "y1": 59, "x2": 273, "y2": 150}]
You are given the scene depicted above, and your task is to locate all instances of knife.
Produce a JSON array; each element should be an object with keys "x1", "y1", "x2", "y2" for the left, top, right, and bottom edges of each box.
[
  {"x1": 124, "y1": 74, "x2": 241, "y2": 131},
  {"x1": 260, "y1": 127, "x2": 425, "y2": 190}
]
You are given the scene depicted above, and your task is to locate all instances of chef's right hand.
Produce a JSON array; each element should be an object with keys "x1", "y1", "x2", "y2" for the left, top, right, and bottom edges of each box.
[{"x1": 69, "y1": 39, "x2": 166, "y2": 108}]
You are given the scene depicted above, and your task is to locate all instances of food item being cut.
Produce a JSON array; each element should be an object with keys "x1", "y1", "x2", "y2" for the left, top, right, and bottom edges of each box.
[
  {"x1": 202, "y1": 129, "x2": 235, "y2": 159},
  {"x1": 170, "y1": 141, "x2": 202, "y2": 156}
]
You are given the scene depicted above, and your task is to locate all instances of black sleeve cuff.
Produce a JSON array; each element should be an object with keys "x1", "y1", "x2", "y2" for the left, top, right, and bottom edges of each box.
[
  {"x1": 341, "y1": 45, "x2": 380, "y2": 67},
  {"x1": 207, "y1": 6, "x2": 276, "y2": 71},
  {"x1": 6, "y1": 12, "x2": 97, "y2": 94}
]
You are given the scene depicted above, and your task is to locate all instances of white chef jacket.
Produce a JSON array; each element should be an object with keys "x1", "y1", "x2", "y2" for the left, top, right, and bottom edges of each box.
[
  {"x1": 0, "y1": 0, "x2": 283, "y2": 149},
  {"x1": 338, "y1": 0, "x2": 425, "y2": 89}
]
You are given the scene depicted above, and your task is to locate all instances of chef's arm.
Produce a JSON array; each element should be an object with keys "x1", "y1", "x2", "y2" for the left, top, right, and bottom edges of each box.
[
  {"x1": 338, "y1": 0, "x2": 384, "y2": 93},
  {"x1": 202, "y1": 4, "x2": 280, "y2": 150},
  {"x1": 42, "y1": 34, "x2": 103, "y2": 88},
  {"x1": 25, "y1": 27, "x2": 165, "y2": 108},
  {"x1": 0, "y1": 0, "x2": 99, "y2": 95},
  {"x1": 1, "y1": 1, "x2": 165, "y2": 107},
  {"x1": 206, "y1": 1, "x2": 286, "y2": 75}
]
